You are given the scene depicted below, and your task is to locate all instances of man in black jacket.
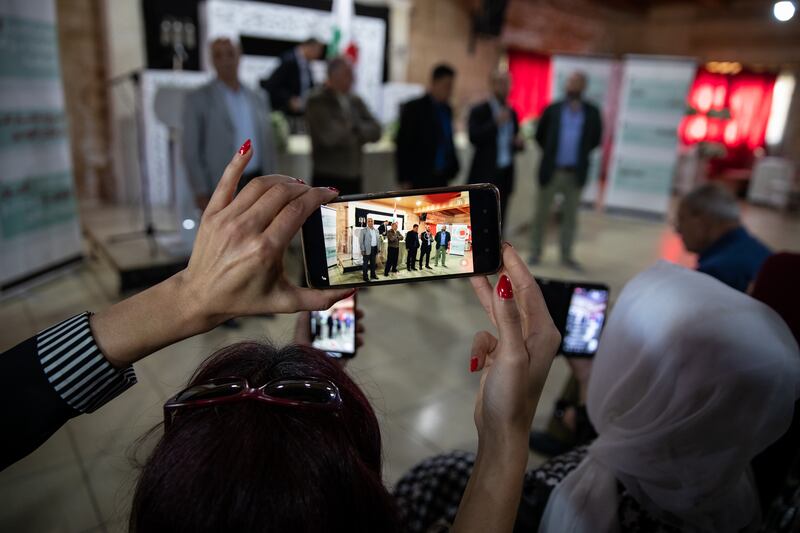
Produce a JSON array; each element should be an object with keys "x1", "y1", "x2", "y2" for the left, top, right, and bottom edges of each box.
[
  {"x1": 434, "y1": 226, "x2": 451, "y2": 267},
  {"x1": 530, "y1": 71, "x2": 602, "y2": 269},
  {"x1": 467, "y1": 71, "x2": 523, "y2": 232},
  {"x1": 419, "y1": 224, "x2": 433, "y2": 269},
  {"x1": 396, "y1": 64, "x2": 460, "y2": 189},
  {"x1": 405, "y1": 224, "x2": 420, "y2": 271},
  {"x1": 260, "y1": 38, "x2": 324, "y2": 117}
]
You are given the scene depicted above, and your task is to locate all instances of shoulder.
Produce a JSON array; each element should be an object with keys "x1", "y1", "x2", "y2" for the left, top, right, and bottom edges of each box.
[
  {"x1": 544, "y1": 102, "x2": 561, "y2": 115},
  {"x1": 470, "y1": 101, "x2": 491, "y2": 115},
  {"x1": 584, "y1": 101, "x2": 601, "y2": 117}
]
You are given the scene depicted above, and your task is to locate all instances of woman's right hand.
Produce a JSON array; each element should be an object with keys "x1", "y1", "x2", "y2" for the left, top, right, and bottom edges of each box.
[
  {"x1": 452, "y1": 245, "x2": 560, "y2": 533},
  {"x1": 468, "y1": 244, "x2": 561, "y2": 454}
]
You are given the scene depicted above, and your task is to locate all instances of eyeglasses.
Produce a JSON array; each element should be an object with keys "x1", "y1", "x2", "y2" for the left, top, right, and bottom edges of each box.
[{"x1": 163, "y1": 376, "x2": 343, "y2": 430}]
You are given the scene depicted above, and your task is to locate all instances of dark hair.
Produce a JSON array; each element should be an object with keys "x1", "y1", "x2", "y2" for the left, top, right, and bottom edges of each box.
[
  {"x1": 431, "y1": 63, "x2": 456, "y2": 81},
  {"x1": 302, "y1": 37, "x2": 321, "y2": 46},
  {"x1": 130, "y1": 342, "x2": 399, "y2": 533},
  {"x1": 413, "y1": 224, "x2": 418, "y2": 228}
]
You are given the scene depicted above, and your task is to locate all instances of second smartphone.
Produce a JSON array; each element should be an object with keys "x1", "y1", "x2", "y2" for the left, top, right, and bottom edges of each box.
[
  {"x1": 301, "y1": 184, "x2": 502, "y2": 289},
  {"x1": 310, "y1": 293, "x2": 357, "y2": 359}
]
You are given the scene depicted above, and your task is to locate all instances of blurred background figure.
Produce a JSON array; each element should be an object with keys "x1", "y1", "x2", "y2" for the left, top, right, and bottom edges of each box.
[
  {"x1": 467, "y1": 70, "x2": 523, "y2": 233},
  {"x1": 396, "y1": 64, "x2": 459, "y2": 189},
  {"x1": 530, "y1": 71, "x2": 602, "y2": 269},
  {"x1": 306, "y1": 57, "x2": 381, "y2": 194},
  {"x1": 675, "y1": 183, "x2": 772, "y2": 292},
  {"x1": 260, "y1": 38, "x2": 324, "y2": 124},
  {"x1": 183, "y1": 37, "x2": 277, "y2": 210}
]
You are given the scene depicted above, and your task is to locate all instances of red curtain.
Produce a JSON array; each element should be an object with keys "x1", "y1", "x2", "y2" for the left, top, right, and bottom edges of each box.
[
  {"x1": 507, "y1": 50, "x2": 552, "y2": 122},
  {"x1": 679, "y1": 67, "x2": 777, "y2": 150}
]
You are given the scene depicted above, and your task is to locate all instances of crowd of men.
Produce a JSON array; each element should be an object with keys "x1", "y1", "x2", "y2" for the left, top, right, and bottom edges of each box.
[{"x1": 359, "y1": 218, "x2": 452, "y2": 282}]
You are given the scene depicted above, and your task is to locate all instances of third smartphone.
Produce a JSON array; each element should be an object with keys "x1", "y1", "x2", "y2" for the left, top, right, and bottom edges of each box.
[
  {"x1": 537, "y1": 279, "x2": 610, "y2": 357},
  {"x1": 301, "y1": 184, "x2": 502, "y2": 289},
  {"x1": 310, "y1": 293, "x2": 357, "y2": 359}
]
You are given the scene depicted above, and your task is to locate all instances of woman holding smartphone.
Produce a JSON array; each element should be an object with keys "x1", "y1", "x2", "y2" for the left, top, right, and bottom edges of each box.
[{"x1": 0, "y1": 142, "x2": 561, "y2": 533}]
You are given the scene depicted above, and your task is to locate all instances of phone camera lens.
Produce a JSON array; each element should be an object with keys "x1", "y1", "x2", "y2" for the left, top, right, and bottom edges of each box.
[
  {"x1": 484, "y1": 247, "x2": 489, "y2": 252},
  {"x1": 483, "y1": 209, "x2": 487, "y2": 214}
]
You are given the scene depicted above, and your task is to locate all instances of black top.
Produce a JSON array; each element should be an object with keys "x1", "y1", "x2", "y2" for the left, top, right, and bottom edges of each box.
[
  {"x1": 396, "y1": 94, "x2": 460, "y2": 188},
  {"x1": 534, "y1": 100, "x2": 602, "y2": 187},
  {"x1": 467, "y1": 100, "x2": 520, "y2": 184},
  {"x1": 260, "y1": 50, "x2": 313, "y2": 115},
  {"x1": 434, "y1": 231, "x2": 451, "y2": 250},
  {"x1": 405, "y1": 230, "x2": 420, "y2": 250},
  {"x1": 0, "y1": 313, "x2": 136, "y2": 471}
]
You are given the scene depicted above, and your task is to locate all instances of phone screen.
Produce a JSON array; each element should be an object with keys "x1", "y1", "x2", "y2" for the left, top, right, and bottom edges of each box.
[
  {"x1": 562, "y1": 287, "x2": 609, "y2": 356},
  {"x1": 302, "y1": 185, "x2": 501, "y2": 288},
  {"x1": 310, "y1": 293, "x2": 356, "y2": 358}
]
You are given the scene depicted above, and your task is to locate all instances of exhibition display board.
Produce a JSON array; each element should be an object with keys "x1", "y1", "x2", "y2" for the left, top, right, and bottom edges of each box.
[
  {"x1": 0, "y1": 0, "x2": 82, "y2": 288},
  {"x1": 604, "y1": 56, "x2": 696, "y2": 217}
]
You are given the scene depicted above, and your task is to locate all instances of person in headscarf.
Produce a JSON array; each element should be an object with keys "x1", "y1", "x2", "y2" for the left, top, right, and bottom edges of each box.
[{"x1": 395, "y1": 261, "x2": 800, "y2": 533}]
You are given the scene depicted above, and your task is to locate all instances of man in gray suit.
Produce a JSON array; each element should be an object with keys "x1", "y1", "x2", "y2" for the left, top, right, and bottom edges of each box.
[
  {"x1": 359, "y1": 217, "x2": 379, "y2": 282},
  {"x1": 183, "y1": 38, "x2": 277, "y2": 210}
]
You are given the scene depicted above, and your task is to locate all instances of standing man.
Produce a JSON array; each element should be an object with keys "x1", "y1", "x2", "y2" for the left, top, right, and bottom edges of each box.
[
  {"x1": 675, "y1": 183, "x2": 772, "y2": 292},
  {"x1": 384, "y1": 222, "x2": 403, "y2": 276},
  {"x1": 434, "y1": 225, "x2": 451, "y2": 267},
  {"x1": 405, "y1": 224, "x2": 420, "y2": 271},
  {"x1": 530, "y1": 71, "x2": 602, "y2": 269},
  {"x1": 306, "y1": 57, "x2": 382, "y2": 195},
  {"x1": 183, "y1": 38, "x2": 277, "y2": 210},
  {"x1": 260, "y1": 38, "x2": 324, "y2": 117},
  {"x1": 419, "y1": 224, "x2": 433, "y2": 270},
  {"x1": 468, "y1": 71, "x2": 523, "y2": 231},
  {"x1": 396, "y1": 64, "x2": 460, "y2": 189},
  {"x1": 359, "y1": 217, "x2": 379, "y2": 282}
]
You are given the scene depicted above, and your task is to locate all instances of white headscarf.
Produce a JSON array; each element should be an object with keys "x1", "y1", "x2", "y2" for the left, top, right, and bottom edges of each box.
[{"x1": 540, "y1": 261, "x2": 800, "y2": 533}]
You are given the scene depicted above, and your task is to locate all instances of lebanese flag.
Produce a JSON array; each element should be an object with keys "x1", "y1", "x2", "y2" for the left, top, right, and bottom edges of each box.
[{"x1": 329, "y1": 0, "x2": 359, "y2": 62}]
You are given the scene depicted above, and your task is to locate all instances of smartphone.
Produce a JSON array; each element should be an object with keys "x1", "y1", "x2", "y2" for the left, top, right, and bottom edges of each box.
[
  {"x1": 310, "y1": 293, "x2": 357, "y2": 359},
  {"x1": 301, "y1": 184, "x2": 502, "y2": 288},
  {"x1": 537, "y1": 279, "x2": 610, "y2": 357}
]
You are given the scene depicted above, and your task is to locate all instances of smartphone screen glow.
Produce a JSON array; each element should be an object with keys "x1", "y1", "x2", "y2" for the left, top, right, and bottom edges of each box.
[
  {"x1": 310, "y1": 294, "x2": 356, "y2": 357},
  {"x1": 562, "y1": 288, "x2": 608, "y2": 355}
]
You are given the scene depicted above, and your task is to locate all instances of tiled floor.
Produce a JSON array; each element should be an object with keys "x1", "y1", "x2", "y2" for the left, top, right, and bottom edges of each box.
[{"x1": 2, "y1": 181, "x2": 799, "y2": 532}]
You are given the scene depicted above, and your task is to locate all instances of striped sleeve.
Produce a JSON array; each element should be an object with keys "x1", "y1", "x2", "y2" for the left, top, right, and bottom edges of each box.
[{"x1": 36, "y1": 312, "x2": 137, "y2": 413}]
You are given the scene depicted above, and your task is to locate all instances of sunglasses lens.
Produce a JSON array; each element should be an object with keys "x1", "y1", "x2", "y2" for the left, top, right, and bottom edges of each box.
[
  {"x1": 173, "y1": 377, "x2": 246, "y2": 403},
  {"x1": 265, "y1": 379, "x2": 340, "y2": 405}
]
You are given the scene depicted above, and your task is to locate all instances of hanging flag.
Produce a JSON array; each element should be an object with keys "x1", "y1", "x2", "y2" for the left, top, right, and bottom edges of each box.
[{"x1": 329, "y1": 0, "x2": 359, "y2": 62}]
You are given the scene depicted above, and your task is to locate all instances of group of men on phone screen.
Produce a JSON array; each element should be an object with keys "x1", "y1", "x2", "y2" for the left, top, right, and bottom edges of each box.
[{"x1": 360, "y1": 218, "x2": 452, "y2": 282}]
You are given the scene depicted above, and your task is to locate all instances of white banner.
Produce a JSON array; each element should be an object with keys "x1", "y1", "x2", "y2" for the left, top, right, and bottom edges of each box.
[
  {"x1": 550, "y1": 55, "x2": 621, "y2": 205},
  {"x1": 604, "y1": 56, "x2": 696, "y2": 216},
  {"x1": 0, "y1": 0, "x2": 83, "y2": 287}
]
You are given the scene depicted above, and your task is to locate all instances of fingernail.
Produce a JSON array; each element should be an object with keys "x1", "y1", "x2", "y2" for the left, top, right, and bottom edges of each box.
[
  {"x1": 327, "y1": 186, "x2": 339, "y2": 194},
  {"x1": 504, "y1": 241, "x2": 513, "y2": 248},
  {"x1": 238, "y1": 139, "x2": 251, "y2": 155},
  {"x1": 292, "y1": 177, "x2": 305, "y2": 184},
  {"x1": 470, "y1": 356, "x2": 479, "y2": 372},
  {"x1": 497, "y1": 275, "x2": 513, "y2": 300}
]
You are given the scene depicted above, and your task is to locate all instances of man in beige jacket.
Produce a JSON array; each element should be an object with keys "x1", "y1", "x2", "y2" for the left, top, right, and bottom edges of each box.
[{"x1": 305, "y1": 57, "x2": 382, "y2": 195}]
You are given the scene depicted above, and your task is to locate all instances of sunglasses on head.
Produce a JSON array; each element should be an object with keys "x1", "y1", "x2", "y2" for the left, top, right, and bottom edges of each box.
[{"x1": 163, "y1": 376, "x2": 343, "y2": 430}]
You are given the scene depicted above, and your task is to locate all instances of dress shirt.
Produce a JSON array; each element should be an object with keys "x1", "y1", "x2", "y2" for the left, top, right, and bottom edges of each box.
[
  {"x1": 555, "y1": 103, "x2": 585, "y2": 168},
  {"x1": 489, "y1": 98, "x2": 513, "y2": 169},
  {"x1": 295, "y1": 47, "x2": 311, "y2": 97},
  {"x1": 218, "y1": 80, "x2": 261, "y2": 173},
  {"x1": 434, "y1": 103, "x2": 453, "y2": 172},
  {"x1": 369, "y1": 227, "x2": 378, "y2": 246}
]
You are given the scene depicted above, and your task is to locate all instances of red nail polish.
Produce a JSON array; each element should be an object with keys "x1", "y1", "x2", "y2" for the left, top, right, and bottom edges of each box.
[
  {"x1": 497, "y1": 275, "x2": 513, "y2": 300},
  {"x1": 238, "y1": 139, "x2": 251, "y2": 155},
  {"x1": 293, "y1": 177, "x2": 305, "y2": 184},
  {"x1": 327, "y1": 186, "x2": 339, "y2": 194},
  {"x1": 470, "y1": 356, "x2": 479, "y2": 372},
  {"x1": 504, "y1": 241, "x2": 513, "y2": 248}
]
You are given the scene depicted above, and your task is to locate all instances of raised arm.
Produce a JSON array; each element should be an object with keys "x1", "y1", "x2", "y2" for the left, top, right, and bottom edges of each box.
[
  {"x1": 452, "y1": 244, "x2": 561, "y2": 533},
  {"x1": 0, "y1": 140, "x2": 352, "y2": 470}
]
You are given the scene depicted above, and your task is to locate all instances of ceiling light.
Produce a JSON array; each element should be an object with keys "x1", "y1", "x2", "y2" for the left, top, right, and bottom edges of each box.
[
  {"x1": 773, "y1": 1, "x2": 796, "y2": 21},
  {"x1": 415, "y1": 200, "x2": 421, "y2": 206}
]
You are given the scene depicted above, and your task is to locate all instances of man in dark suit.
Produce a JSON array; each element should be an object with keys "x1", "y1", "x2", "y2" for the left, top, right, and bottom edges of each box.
[
  {"x1": 434, "y1": 225, "x2": 451, "y2": 267},
  {"x1": 396, "y1": 64, "x2": 460, "y2": 189},
  {"x1": 419, "y1": 224, "x2": 433, "y2": 269},
  {"x1": 467, "y1": 71, "x2": 524, "y2": 232},
  {"x1": 260, "y1": 38, "x2": 324, "y2": 117},
  {"x1": 530, "y1": 71, "x2": 602, "y2": 269},
  {"x1": 405, "y1": 224, "x2": 420, "y2": 271}
]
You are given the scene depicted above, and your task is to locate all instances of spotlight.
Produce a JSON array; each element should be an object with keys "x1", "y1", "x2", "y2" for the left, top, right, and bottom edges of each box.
[
  {"x1": 773, "y1": 1, "x2": 796, "y2": 21},
  {"x1": 182, "y1": 218, "x2": 196, "y2": 230}
]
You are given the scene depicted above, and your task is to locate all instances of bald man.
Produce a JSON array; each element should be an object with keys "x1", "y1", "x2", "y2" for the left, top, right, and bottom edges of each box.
[
  {"x1": 530, "y1": 71, "x2": 602, "y2": 269},
  {"x1": 183, "y1": 38, "x2": 277, "y2": 210}
]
